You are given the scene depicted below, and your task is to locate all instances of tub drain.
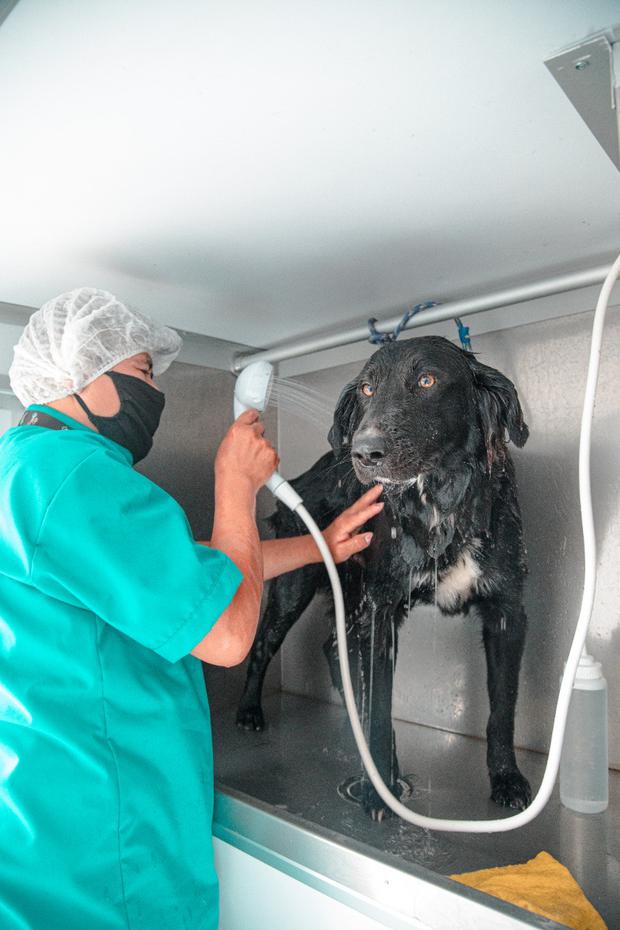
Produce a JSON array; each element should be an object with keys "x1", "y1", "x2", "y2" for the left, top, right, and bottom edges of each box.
[{"x1": 337, "y1": 774, "x2": 414, "y2": 806}]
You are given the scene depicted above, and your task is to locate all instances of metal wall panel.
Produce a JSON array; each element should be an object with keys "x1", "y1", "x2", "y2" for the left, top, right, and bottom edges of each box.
[{"x1": 277, "y1": 309, "x2": 620, "y2": 768}]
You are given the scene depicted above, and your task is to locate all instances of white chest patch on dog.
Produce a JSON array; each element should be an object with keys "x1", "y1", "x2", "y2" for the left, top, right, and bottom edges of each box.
[{"x1": 436, "y1": 547, "x2": 481, "y2": 611}]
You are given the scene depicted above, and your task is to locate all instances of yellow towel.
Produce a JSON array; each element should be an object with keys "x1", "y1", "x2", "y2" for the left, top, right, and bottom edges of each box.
[{"x1": 451, "y1": 851, "x2": 607, "y2": 930}]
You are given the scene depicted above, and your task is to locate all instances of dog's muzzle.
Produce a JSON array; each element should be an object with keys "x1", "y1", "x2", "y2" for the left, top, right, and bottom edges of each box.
[{"x1": 351, "y1": 427, "x2": 388, "y2": 481}]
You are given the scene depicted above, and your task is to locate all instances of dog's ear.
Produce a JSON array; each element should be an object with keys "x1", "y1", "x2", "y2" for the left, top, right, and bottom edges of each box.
[
  {"x1": 328, "y1": 381, "x2": 361, "y2": 455},
  {"x1": 464, "y1": 353, "x2": 529, "y2": 466}
]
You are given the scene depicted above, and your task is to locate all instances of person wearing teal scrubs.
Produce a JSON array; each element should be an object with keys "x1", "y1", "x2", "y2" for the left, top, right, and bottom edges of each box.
[{"x1": 0, "y1": 288, "x2": 383, "y2": 930}]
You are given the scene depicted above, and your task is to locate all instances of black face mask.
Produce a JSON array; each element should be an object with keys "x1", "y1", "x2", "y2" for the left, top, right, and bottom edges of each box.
[{"x1": 74, "y1": 370, "x2": 165, "y2": 464}]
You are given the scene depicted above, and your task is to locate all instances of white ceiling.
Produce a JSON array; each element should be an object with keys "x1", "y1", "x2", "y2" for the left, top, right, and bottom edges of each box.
[{"x1": 0, "y1": 0, "x2": 619, "y2": 349}]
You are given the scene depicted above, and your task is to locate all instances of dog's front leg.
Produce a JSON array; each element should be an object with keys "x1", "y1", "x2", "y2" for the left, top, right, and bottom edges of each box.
[
  {"x1": 237, "y1": 568, "x2": 319, "y2": 731},
  {"x1": 479, "y1": 600, "x2": 532, "y2": 811},
  {"x1": 359, "y1": 609, "x2": 401, "y2": 822}
]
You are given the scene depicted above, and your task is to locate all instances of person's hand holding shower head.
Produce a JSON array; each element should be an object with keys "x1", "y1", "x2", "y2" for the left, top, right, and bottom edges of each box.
[{"x1": 215, "y1": 408, "x2": 280, "y2": 497}]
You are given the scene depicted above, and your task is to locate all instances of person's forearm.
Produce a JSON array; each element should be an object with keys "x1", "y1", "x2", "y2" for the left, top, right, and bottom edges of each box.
[
  {"x1": 192, "y1": 476, "x2": 263, "y2": 665},
  {"x1": 197, "y1": 536, "x2": 322, "y2": 581},
  {"x1": 260, "y1": 536, "x2": 321, "y2": 580}
]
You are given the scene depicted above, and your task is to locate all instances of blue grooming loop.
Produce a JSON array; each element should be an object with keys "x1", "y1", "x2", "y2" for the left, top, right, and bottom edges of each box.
[{"x1": 368, "y1": 302, "x2": 472, "y2": 351}]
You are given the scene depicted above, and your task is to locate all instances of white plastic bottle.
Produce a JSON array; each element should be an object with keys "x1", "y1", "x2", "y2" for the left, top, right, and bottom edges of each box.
[{"x1": 560, "y1": 651, "x2": 608, "y2": 814}]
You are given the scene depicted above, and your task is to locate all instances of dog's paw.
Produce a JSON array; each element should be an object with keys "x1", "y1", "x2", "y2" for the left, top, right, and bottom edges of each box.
[
  {"x1": 361, "y1": 779, "x2": 403, "y2": 822},
  {"x1": 490, "y1": 770, "x2": 532, "y2": 811},
  {"x1": 236, "y1": 705, "x2": 265, "y2": 732},
  {"x1": 363, "y1": 793, "x2": 393, "y2": 823}
]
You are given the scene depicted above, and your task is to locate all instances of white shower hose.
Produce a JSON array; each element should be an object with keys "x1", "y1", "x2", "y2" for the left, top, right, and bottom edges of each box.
[{"x1": 288, "y1": 253, "x2": 620, "y2": 833}]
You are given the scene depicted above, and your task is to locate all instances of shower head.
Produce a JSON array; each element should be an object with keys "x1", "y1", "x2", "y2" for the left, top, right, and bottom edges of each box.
[
  {"x1": 233, "y1": 360, "x2": 302, "y2": 511},
  {"x1": 234, "y1": 361, "x2": 274, "y2": 419}
]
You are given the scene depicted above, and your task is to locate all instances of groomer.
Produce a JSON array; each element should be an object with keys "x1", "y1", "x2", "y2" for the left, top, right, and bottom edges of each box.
[{"x1": 0, "y1": 287, "x2": 383, "y2": 930}]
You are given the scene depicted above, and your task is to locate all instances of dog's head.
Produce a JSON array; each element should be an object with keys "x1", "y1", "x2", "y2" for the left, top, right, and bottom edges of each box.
[{"x1": 328, "y1": 336, "x2": 528, "y2": 486}]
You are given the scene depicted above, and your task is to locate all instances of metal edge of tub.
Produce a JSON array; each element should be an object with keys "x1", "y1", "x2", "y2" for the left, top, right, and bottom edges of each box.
[{"x1": 213, "y1": 787, "x2": 568, "y2": 930}]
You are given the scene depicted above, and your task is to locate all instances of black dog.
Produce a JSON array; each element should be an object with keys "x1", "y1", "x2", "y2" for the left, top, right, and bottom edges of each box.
[{"x1": 237, "y1": 336, "x2": 532, "y2": 820}]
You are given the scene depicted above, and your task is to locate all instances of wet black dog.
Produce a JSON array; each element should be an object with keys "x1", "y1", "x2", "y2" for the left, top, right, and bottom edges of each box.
[{"x1": 237, "y1": 336, "x2": 532, "y2": 820}]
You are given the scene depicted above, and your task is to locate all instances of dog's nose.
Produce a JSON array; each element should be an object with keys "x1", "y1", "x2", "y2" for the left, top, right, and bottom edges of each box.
[{"x1": 352, "y1": 430, "x2": 386, "y2": 467}]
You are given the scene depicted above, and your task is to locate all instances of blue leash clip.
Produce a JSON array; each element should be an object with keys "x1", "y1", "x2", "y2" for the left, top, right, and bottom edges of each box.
[{"x1": 368, "y1": 302, "x2": 472, "y2": 351}]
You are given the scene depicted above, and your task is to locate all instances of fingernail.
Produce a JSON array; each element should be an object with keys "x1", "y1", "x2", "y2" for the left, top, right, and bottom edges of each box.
[
  {"x1": 375, "y1": 501, "x2": 384, "y2": 508},
  {"x1": 365, "y1": 533, "x2": 373, "y2": 544}
]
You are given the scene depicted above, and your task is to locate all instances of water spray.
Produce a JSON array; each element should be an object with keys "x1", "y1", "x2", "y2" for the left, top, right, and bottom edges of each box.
[{"x1": 233, "y1": 252, "x2": 619, "y2": 832}]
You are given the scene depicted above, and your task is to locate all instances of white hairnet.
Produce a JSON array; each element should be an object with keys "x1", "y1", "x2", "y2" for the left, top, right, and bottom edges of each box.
[{"x1": 9, "y1": 287, "x2": 183, "y2": 406}]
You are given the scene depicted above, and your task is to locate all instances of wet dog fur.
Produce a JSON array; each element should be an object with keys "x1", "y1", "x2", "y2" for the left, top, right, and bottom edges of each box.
[{"x1": 237, "y1": 336, "x2": 532, "y2": 820}]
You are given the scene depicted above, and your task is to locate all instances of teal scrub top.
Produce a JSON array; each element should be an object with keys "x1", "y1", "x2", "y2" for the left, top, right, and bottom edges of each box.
[{"x1": 0, "y1": 406, "x2": 242, "y2": 930}]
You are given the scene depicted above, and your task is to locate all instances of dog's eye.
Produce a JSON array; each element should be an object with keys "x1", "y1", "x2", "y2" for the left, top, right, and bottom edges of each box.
[
  {"x1": 418, "y1": 373, "x2": 436, "y2": 389},
  {"x1": 361, "y1": 383, "x2": 375, "y2": 397}
]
